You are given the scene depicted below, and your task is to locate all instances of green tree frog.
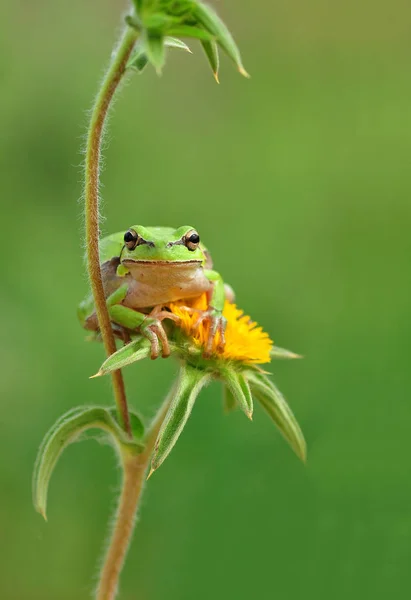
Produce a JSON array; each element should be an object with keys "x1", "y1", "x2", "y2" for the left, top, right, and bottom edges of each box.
[{"x1": 78, "y1": 225, "x2": 233, "y2": 359}]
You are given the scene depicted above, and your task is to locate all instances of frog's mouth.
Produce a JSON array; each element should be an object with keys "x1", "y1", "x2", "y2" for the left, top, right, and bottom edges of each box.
[{"x1": 122, "y1": 259, "x2": 202, "y2": 266}]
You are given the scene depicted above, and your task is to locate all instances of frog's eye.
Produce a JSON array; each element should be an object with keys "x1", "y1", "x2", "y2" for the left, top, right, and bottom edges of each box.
[
  {"x1": 124, "y1": 229, "x2": 139, "y2": 250},
  {"x1": 184, "y1": 230, "x2": 200, "y2": 251}
]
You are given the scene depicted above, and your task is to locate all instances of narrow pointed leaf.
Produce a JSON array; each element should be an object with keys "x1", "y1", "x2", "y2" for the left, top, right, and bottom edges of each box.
[
  {"x1": 33, "y1": 407, "x2": 143, "y2": 519},
  {"x1": 193, "y1": 3, "x2": 249, "y2": 77},
  {"x1": 94, "y1": 338, "x2": 150, "y2": 376},
  {"x1": 150, "y1": 365, "x2": 210, "y2": 474},
  {"x1": 271, "y1": 346, "x2": 303, "y2": 360},
  {"x1": 165, "y1": 36, "x2": 192, "y2": 52},
  {"x1": 222, "y1": 369, "x2": 253, "y2": 419},
  {"x1": 167, "y1": 25, "x2": 214, "y2": 41},
  {"x1": 247, "y1": 372, "x2": 306, "y2": 462},
  {"x1": 146, "y1": 34, "x2": 166, "y2": 74},
  {"x1": 223, "y1": 384, "x2": 237, "y2": 414},
  {"x1": 201, "y1": 39, "x2": 219, "y2": 82}
]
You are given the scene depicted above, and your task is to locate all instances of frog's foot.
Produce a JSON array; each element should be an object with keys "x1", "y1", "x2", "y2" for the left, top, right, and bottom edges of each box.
[
  {"x1": 141, "y1": 311, "x2": 181, "y2": 359},
  {"x1": 194, "y1": 308, "x2": 227, "y2": 357}
]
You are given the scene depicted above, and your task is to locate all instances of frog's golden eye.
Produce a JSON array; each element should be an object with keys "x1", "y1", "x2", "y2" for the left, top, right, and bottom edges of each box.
[
  {"x1": 124, "y1": 229, "x2": 138, "y2": 250},
  {"x1": 184, "y1": 230, "x2": 200, "y2": 251}
]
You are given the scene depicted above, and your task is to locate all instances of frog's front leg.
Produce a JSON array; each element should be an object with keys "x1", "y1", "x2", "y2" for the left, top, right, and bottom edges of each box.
[
  {"x1": 195, "y1": 270, "x2": 228, "y2": 357},
  {"x1": 107, "y1": 286, "x2": 179, "y2": 359}
]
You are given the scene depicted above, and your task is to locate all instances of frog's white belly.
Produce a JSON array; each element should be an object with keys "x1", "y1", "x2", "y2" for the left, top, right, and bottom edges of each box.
[{"x1": 122, "y1": 262, "x2": 211, "y2": 309}]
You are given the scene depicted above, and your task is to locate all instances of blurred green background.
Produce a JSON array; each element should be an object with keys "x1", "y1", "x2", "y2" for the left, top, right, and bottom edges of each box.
[{"x1": 1, "y1": 1, "x2": 411, "y2": 598}]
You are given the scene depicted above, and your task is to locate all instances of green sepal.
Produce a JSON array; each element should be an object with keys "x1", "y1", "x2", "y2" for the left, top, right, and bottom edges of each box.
[
  {"x1": 33, "y1": 406, "x2": 144, "y2": 520},
  {"x1": 150, "y1": 364, "x2": 210, "y2": 475},
  {"x1": 246, "y1": 371, "x2": 306, "y2": 462},
  {"x1": 193, "y1": 3, "x2": 249, "y2": 77},
  {"x1": 201, "y1": 39, "x2": 219, "y2": 82},
  {"x1": 142, "y1": 13, "x2": 181, "y2": 33},
  {"x1": 145, "y1": 33, "x2": 166, "y2": 74},
  {"x1": 128, "y1": 36, "x2": 191, "y2": 74},
  {"x1": 270, "y1": 346, "x2": 303, "y2": 360},
  {"x1": 93, "y1": 337, "x2": 151, "y2": 377},
  {"x1": 221, "y1": 369, "x2": 253, "y2": 420},
  {"x1": 164, "y1": 36, "x2": 191, "y2": 52},
  {"x1": 223, "y1": 384, "x2": 237, "y2": 414},
  {"x1": 166, "y1": 25, "x2": 214, "y2": 41}
]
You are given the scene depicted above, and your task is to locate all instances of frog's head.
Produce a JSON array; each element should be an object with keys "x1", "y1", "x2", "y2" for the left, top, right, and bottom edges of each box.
[{"x1": 120, "y1": 225, "x2": 206, "y2": 268}]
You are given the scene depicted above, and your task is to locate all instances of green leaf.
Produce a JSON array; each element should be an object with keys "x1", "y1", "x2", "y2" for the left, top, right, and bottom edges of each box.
[
  {"x1": 223, "y1": 384, "x2": 237, "y2": 414},
  {"x1": 33, "y1": 407, "x2": 143, "y2": 520},
  {"x1": 194, "y1": 3, "x2": 249, "y2": 77},
  {"x1": 93, "y1": 338, "x2": 151, "y2": 377},
  {"x1": 150, "y1": 364, "x2": 210, "y2": 475},
  {"x1": 222, "y1": 369, "x2": 253, "y2": 420},
  {"x1": 143, "y1": 13, "x2": 181, "y2": 33},
  {"x1": 107, "y1": 407, "x2": 145, "y2": 439},
  {"x1": 201, "y1": 39, "x2": 219, "y2": 82},
  {"x1": 164, "y1": 36, "x2": 192, "y2": 52},
  {"x1": 145, "y1": 33, "x2": 166, "y2": 74},
  {"x1": 247, "y1": 372, "x2": 306, "y2": 462},
  {"x1": 270, "y1": 346, "x2": 303, "y2": 360},
  {"x1": 167, "y1": 25, "x2": 214, "y2": 41}
]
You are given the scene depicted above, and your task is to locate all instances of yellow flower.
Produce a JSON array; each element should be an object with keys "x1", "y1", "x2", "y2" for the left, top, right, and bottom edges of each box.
[{"x1": 168, "y1": 293, "x2": 273, "y2": 364}]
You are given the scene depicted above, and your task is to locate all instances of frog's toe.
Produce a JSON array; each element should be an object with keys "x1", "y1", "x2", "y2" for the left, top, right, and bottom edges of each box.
[
  {"x1": 201, "y1": 312, "x2": 227, "y2": 357},
  {"x1": 141, "y1": 319, "x2": 171, "y2": 359},
  {"x1": 216, "y1": 316, "x2": 227, "y2": 352}
]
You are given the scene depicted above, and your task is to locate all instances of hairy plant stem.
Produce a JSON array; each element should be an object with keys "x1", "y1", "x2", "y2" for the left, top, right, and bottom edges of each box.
[
  {"x1": 96, "y1": 396, "x2": 172, "y2": 600},
  {"x1": 85, "y1": 25, "x2": 138, "y2": 436}
]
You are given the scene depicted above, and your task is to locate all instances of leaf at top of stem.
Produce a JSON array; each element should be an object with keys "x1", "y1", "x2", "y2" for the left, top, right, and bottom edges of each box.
[
  {"x1": 201, "y1": 39, "x2": 220, "y2": 82},
  {"x1": 246, "y1": 371, "x2": 306, "y2": 462},
  {"x1": 222, "y1": 369, "x2": 253, "y2": 420},
  {"x1": 166, "y1": 25, "x2": 214, "y2": 41},
  {"x1": 164, "y1": 36, "x2": 192, "y2": 52},
  {"x1": 270, "y1": 346, "x2": 303, "y2": 360},
  {"x1": 33, "y1": 406, "x2": 144, "y2": 520},
  {"x1": 92, "y1": 337, "x2": 151, "y2": 377},
  {"x1": 149, "y1": 364, "x2": 210, "y2": 476},
  {"x1": 193, "y1": 3, "x2": 249, "y2": 77},
  {"x1": 142, "y1": 13, "x2": 181, "y2": 34},
  {"x1": 145, "y1": 33, "x2": 166, "y2": 74},
  {"x1": 223, "y1": 383, "x2": 237, "y2": 414}
]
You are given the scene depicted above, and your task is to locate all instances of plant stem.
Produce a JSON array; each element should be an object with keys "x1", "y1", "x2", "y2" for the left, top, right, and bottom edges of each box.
[
  {"x1": 84, "y1": 25, "x2": 138, "y2": 436},
  {"x1": 96, "y1": 397, "x2": 171, "y2": 600}
]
